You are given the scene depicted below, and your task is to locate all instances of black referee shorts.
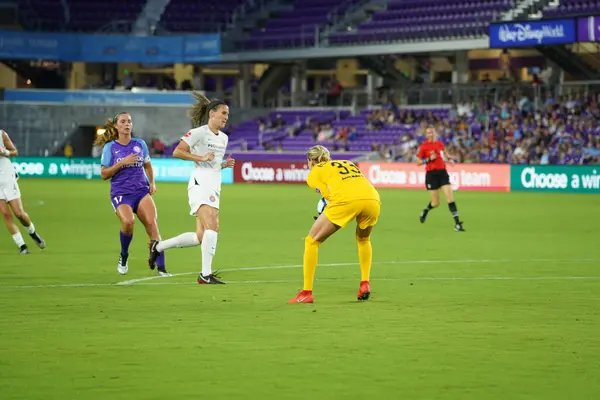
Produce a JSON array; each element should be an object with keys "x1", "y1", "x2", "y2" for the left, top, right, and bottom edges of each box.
[{"x1": 425, "y1": 169, "x2": 450, "y2": 191}]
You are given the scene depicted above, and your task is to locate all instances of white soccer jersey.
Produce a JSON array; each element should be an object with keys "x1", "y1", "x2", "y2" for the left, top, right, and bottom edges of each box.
[
  {"x1": 0, "y1": 131, "x2": 16, "y2": 185},
  {"x1": 182, "y1": 125, "x2": 228, "y2": 190}
]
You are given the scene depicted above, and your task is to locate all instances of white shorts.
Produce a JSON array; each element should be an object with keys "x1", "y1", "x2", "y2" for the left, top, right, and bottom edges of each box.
[
  {"x1": 0, "y1": 179, "x2": 21, "y2": 202},
  {"x1": 188, "y1": 185, "x2": 220, "y2": 216}
]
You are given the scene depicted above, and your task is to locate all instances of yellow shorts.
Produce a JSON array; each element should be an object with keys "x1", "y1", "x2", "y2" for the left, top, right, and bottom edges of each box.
[{"x1": 324, "y1": 199, "x2": 381, "y2": 229}]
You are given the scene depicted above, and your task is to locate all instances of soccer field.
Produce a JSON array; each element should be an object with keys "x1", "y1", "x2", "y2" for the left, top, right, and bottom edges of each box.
[{"x1": 1, "y1": 179, "x2": 599, "y2": 399}]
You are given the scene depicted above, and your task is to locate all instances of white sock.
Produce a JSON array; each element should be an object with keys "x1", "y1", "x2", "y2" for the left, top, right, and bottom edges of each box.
[
  {"x1": 26, "y1": 223, "x2": 35, "y2": 234},
  {"x1": 12, "y1": 232, "x2": 25, "y2": 247},
  {"x1": 156, "y1": 232, "x2": 200, "y2": 252},
  {"x1": 201, "y1": 230, "x2": 218, "y2": 276}
]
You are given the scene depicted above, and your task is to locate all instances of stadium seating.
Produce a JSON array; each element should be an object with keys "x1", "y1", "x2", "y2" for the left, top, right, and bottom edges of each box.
[
  {"x1": 329, "y1": 0, "x2": 514, "y2": 46},
  {"x1": 18, "y1": 0, "x2": 146, "y2": 32},
  {"x1": 236, "y1": 0, "x2": 355, "y2": 49},
  {"x1": 159, "y1": 0, "x2": 247, "y2": 33},
  {"x1": 159, "y1": 96, "x2": 600, "y2": 165},
  {"x1": 543, "y1": 0, "x2": 600, "y2": 18}
]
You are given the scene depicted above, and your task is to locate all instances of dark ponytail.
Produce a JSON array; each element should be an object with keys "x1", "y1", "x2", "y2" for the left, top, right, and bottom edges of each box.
[{"x1": 188, "y1": 91, "x2": 226, "y2": 128}]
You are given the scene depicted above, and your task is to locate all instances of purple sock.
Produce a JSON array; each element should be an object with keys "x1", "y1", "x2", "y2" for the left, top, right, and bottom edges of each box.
[
  {"x1": 157, "y1": 251, "x2": 165, "y2": 268},
  {"x1": 120, "y1": 231, "x2": 133, "y2": 258}
]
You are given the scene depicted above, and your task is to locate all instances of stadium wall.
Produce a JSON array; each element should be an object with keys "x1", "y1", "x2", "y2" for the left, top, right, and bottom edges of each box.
[
  {"x1": 10, "y1": 158, "x2": 600, "y2": 194},
  {"x1": 11, "y1": 157, "x2": 233, "y2": 184}
]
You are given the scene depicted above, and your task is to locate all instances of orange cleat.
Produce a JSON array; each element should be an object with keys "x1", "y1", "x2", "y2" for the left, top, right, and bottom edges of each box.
[
  {"x1": 288, "y1": 290, "x2": 314, "y2": 304},
  {"x1": 357, "y1": 280, "x2": 371, "y2": 301}
]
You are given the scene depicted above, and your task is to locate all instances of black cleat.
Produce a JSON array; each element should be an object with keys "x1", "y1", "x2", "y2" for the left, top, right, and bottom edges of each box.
[
  {"x1": 157, "y1": 267, "x2": 171, "y2": 277},
  {"x1": 455, "y1": 222, "x2": 465, "y2": 232},
  {"x1": 198, "y1": 271, "x2": 226, "y2": 285},
  {"x1": 419, "y1": 210, "x2": 428, "y2": 223},
  {"x1": 19, "y1": 244, "x2": 29, "y2": 254},
  {"x1": 29, "y1": 232, "x2": 45, "y2": 249},
  {"x1": 148, "y1": 240, "x2": 160, "y2": 270}
]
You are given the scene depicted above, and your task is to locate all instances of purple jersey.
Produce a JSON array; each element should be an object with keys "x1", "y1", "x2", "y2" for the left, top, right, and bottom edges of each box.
[{"x1": 101, "y1": 138, "x2": 150, "y2": 197}]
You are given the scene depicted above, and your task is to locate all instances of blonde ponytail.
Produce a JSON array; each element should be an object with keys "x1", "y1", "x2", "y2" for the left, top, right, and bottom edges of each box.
[
  {"x1": 94, "y1": 112, "x2": 125, "y2": 146},
  {"x1": 306, "y1": 145, "x2": 331, "y2": 163}
]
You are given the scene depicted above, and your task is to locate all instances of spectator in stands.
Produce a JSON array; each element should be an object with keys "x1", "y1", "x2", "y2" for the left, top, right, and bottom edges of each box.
[
  {"x1": 92, "y1": 144, "x2": 102, "y2": 158},
  {"x1": 63, "y1": 142, "x2": 73, "y2": 158},
  {"x1": 258, "y1": 118, "x2": 267, "y2": 134},
  {"x1": 325, "y1": 75, "x2": 343, "y2": 106},
  {"x1": 335, "y1": 126, "x2": 349, "y2": 143},
  {"x1": 273, "y1": 114, "x2": 286, "y2": 129},
  {"x1": 317, "y1": 123, "x2": 334, "y2": 142},
  {"x1": 123, "y1": 72, "x2": 134, "y2": 90},
  {"x1": 287, "y1": 116, "x2": 304, "y2": 137},
  {"x1": 150, "y1": 138, "x2": 166, "y2": 156}
]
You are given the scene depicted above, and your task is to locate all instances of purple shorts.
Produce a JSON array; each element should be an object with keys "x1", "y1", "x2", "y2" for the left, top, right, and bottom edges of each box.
[{"x1": 111, "y1": 191, "x2": 149, "y2": 214}]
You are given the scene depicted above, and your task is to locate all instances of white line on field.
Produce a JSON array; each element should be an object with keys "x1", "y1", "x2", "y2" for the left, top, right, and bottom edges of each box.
[
  {"x1": 1, "y1": 275, "x2": 600, "y2": 290},
  {"x1": 116, "y1": 258, "x2": 600, "y2": 286},
  {"x1": 0, "y1": 258, "x2": 597, "y2": 290}
]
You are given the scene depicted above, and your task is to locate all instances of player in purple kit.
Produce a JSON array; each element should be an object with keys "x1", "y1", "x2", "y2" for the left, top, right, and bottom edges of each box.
[{"x1": 96, "y1": 112, "x2": 169, "y2": 276}]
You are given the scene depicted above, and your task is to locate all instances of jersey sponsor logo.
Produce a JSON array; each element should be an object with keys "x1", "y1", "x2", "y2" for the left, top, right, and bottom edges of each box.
[{"x1": 115, "y1": 156, "x2": 144, "y2": 168}]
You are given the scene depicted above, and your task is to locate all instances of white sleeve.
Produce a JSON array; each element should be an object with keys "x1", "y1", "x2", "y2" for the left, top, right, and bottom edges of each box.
[{"x1": 182, "y1": 129, "x2": 203, "y2": 148}]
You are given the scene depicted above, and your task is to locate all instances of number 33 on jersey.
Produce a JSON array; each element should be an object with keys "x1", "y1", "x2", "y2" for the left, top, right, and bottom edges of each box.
[{"x1": 307, "y1": 160, "x2": 380, "y2": 205}]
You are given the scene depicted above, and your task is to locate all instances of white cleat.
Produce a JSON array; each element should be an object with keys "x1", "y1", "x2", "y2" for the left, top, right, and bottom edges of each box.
[
  {"x1": 157, "y1": 268, "x2": 172, "y2": 277},
  {"x1": 117, "y1": 254, "x2": 129, "y2": 275}
]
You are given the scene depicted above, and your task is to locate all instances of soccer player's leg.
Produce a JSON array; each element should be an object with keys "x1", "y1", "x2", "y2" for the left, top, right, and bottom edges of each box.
[
  {"x1": 150, "y1": 219, "x2": 202, "y2": 268},
  {"x1": 0, "y1": 197, "x2": 27, "y2": 254},
  {"x1": 137, "y1": 194, "x2": 170, "y2": 276},
  {"x1": 356, "y1": 200, "x2": 380, "y2": 301},
  {"x1": 115, "y1": 201, "x2": 136, "y2": 275},
  {"x1": 288, "y1": 211, "x2": 340, "y2": 304},
  {"x1": 421, "y1": 173, "x2": 440, "y2": 223},
  {"x1": 196, "y1": 204, "x2": 224, "y2": 284},
  {"x1": 441, "y1": 184, "x2": 464, "y2": 231},
  {"x1": 6, "y1": 184, "x2": 45, "y2": 249}
]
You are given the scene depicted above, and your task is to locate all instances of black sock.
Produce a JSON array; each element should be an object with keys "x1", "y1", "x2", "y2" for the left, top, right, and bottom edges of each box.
[
  {"x1": 423, "y1": 202, "x2": 433, "y2": 213},
  {"x1": 448, "y1": 202, "x2": 460, "y2": 224}
]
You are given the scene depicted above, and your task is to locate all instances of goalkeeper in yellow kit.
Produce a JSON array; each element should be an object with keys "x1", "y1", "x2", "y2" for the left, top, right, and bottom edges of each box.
[{"x1": 288, "y1": 145, "x2": 381, "y2": 304}]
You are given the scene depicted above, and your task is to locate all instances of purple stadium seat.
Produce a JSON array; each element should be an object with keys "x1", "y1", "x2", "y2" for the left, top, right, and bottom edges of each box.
[
  {"x1": 329, "y1": 0, "x2": 512, "y2": 45},
  {"x1": 236, "y1": 0, "x2": 358, "y2": 50},
  {"x1": 154, "y1": 95, "x2": 600, "y2": 166},
  {"x1": 159, "y1": 0, "x2": 247, "y2": 33},
  {"x1": 542, "y1": 0, "x2": 600, "y2": 17},
  {"x1": 18, "y1": 0, "x2": 146, "y2": 32}
]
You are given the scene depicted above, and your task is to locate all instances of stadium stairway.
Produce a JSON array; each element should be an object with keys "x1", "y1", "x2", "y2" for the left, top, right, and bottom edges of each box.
[
  {"x1": 499, "y1": 0, "x2": 554, "y2": 21},
  {"x1": 535, "y1": 44, "x2": 600, "y2": 81},
  {"x1": 322, "y1": 0, "x2": 387, "y2": 44},
  {"x1": 0, "y1": 0, "x2": 18, "y2": 25},
  {"x1": 131, "y1": 0, "x2": 171, "y2": 35},
  {"x1": 257, "y1": 63, "x2": 294, "y2": 106},
  {"x1": 357, "y1": 55, "x2": 413, "y2": 87},
  {"x1": 2, "y1": 60, "x2": 66, "y2": 89},
  {"x1": 221, "y1": 0, "x2": 291, "y2": 52}
]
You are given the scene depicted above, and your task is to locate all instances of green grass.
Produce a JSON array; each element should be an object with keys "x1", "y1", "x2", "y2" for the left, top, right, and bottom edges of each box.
[{"x1": 1, "y1": 179, "x2": 599, "y2": 399}]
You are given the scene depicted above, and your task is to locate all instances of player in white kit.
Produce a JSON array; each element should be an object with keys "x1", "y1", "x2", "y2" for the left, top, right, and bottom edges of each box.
[
  {"x1": 148, "y1": 92, "x2": 235, "y2": 284},
  {"x1": 0, "y1": 130, "x2": 46, "y2": 254}
]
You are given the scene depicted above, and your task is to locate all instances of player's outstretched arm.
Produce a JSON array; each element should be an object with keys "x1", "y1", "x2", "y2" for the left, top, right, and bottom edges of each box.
[
  {"x1": 172, "y1": 141, "x2": 214, "y2": 163},
  {"x1": 1, "y1": 131, "x2": 18, "y2": 157}
]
